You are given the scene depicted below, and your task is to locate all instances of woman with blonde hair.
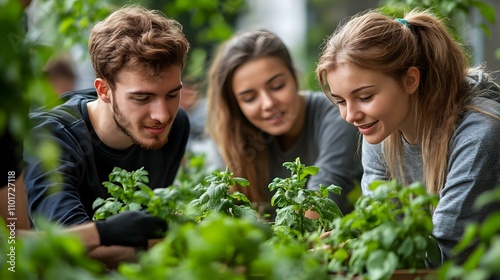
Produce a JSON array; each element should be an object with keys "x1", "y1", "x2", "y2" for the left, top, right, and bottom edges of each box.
[
  {"x1": 207, "y1": 30, "x2": 362, "y2": 216},
  {"x1": 316, "y1": 9, "x2": 500, "y2": 262}
]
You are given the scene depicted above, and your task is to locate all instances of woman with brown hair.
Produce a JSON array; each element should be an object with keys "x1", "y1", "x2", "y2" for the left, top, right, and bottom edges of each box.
[{"x1": 207, "y1": 30, "x2": 362, "y2": 217}]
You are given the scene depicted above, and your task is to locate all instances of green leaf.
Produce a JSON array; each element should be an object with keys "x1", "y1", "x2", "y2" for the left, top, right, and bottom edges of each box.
[
  {"x1": 302, "y1": 166, "x2": 319, "y2": 177},
  {"x1": 332, "y1": 247, "x2": 349, "y2": 262},
  {"x1": 92, "y1": 197, "x2": 105, "y2": 210},
  {"x1": 325, "y1": 184, "x2": 342, "y2": 195},
  {"x1": 397, "y1": 236, "x2": 414, "y2": 258},
  {"x1": 295, "y1": 189, "x2": 307, "y2": 204},
  {"x1": 274, "y1": 206, "x2": 298, "y2": 228},
  {"x1": 465, "y1": 269, "x2": 491, "y2": 280},
  {"x1": 413, "y1": 234, "x2": 428, "y2": 251},
  {"x1": 478, "y1": 213, "x2": 500, "y2": 241},
  {"x1": 443, "y1": 1, "x2": 458, "y2": 14},
  {"x1": 138, "y1": 184, "x2": 154, "y2": 196},
  {"x1": 271, "y1": 189, "x2": 288, "y2": 207},
  {"x1": 127, "y1": 202, "x2": 142, "y2": 211},
  {"x1": 102, "y1": 201, "x2": 123, "y2": 215},
  {"x1": 474, "y1": 188, "x2": 500, "y2": 209},
  {"x1": 136, "y1": 175, "x2": 150, "y2": 184},
  {"x1": 479, "y1": 236, "x2": 500, "y2": 273},
  {"x1": 462, "y1": 244, "x2": 487, "y2": 271},
  {"x1": 480, "y1": 23, "x2": 492, "y2": 37},
  {"x1": 366, "y1": 250, "x2": 398, "y2": 280},
  {"x1": 472, "y1": 0, "x2": 495, "y2": 23},
  {"x1": 59, "y1": 18, "x2": 74, "y2": 34},
  {"x1": 454, "y1": 223, "x2": 479, "y2": 254},
  {"x1": 378, "y1": 225, "x2": 399, "y2": 249},
  {"x1": 230, "y1": 192, "x2": 252, "y2": 205},
  {"x1": 233, "y1": 177, "x2": 249, "y2": 187},
  {"x1": 368, "y1": 180, "x2": 386, "y2": 191}
]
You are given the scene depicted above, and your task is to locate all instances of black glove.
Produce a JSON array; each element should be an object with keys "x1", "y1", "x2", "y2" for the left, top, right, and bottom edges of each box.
[{"x1": 95, "y1": 210, "x2": 167, "y2": 248}]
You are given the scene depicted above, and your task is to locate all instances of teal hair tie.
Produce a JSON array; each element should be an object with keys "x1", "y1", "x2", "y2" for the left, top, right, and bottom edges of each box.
[{"x1": 395, "y1": 18, "x2": 411, "y2": 28}]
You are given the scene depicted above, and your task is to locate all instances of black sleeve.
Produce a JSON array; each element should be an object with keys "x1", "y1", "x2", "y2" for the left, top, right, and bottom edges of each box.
[
  {"x1": 165, "y1": 108, "x2": 190, "y2": 186},
  {"x1": 23, "y1": 119, "x2": 91, "y2": 227},
  {"x1": 1, "y1": 129, "x2": 24, "y2": 177}
]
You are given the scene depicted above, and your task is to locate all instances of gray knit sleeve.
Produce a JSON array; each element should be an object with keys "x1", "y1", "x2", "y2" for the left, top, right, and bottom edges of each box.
[
  {"x1": 432, "y1": 100, "x2": 500, "y2": 262},
  {"x1": 360, "y1": 138, "x2": 389, "y2": 195}
]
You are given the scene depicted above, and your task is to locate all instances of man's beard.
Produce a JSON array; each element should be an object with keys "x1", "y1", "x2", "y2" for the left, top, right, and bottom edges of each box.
[{"x1": 111, "y1": 96, "x2": 168, "y2": 150}]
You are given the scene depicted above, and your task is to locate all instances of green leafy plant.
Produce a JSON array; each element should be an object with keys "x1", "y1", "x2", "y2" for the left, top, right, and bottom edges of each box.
[
  {"x1": 93, "y1": 165, "x2": 257, "y2": 223},
  {"x1": 175, "y1": 152, "x2": 213, "y2": 187},
  {"x1": 92, "y1": 167, "x2": 151, "y2": 220},
  {"x1": 23, "y1": 156, "x2": 464, "y2": 280},
  {"x1": 189, "y1": 167, "x2": 256, "y2": 221},
  {"x1": 269, "y1": 157, "x2": 343, "y2": 239},
  {"x1": 118, "y1": 213, "x2": 270, "y2": 279},
  {"x1": 118, "y1": 213, "x2": 329, "y2": 280},
  {"x1": 92, "y1": 166, "x2": 201, "y2": 223},
  {"x1": 0, "y1": 218, "x2": 107, "y2": 280},
  {"x1": 438, "y1": 188, "x2": 500, "y2": 280},
  {"x1": 322, "y1": 180, "x2": 440, "y2": 280}
]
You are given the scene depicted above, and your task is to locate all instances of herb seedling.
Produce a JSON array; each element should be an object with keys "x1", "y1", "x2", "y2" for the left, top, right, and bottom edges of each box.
[
  {"x1": 438, "y1": 188, "x2": 500, "y2": 280},
  {"x1": 118, "y1": 213, "x2": 329, "y2": 280},
  {"x1": 93, "y1": 165, "x2": 257, "y2": 223},
  {"x1": 92, "y1": 167, "x2": 150, "y2": 220},
  {"x1": 189, "y1": 167, "x2": 257, "y2": 221},
  {"x1": 323, "y1": 180, "x2": 439, "y2": 280},
  {"x1": 269, "y1": 157, "x2": 343, "y2": 239},
  {"x1": 92, "y1": 166, "x2": 200, "y2": 223}
]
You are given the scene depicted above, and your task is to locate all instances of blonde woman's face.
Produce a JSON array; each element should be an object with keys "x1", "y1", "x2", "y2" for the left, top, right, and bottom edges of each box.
[
  {"x1": 232, "y1": 57, "x2": 302, "y2": 137},
  {"x1": 326, "y1": 63, "x2": 417, "y2": 144}
]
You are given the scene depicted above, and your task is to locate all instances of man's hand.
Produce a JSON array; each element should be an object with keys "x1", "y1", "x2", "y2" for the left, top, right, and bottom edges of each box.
[{"x1": 95, "y1": 210, "x2": 167, "y2": 248}]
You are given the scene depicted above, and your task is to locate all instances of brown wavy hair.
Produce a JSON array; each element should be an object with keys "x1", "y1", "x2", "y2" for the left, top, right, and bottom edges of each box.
[
  {"x1": 207, "y1": 30, "x2": 298, "y2": 202},
  {"x1": 88, "y1": 5, "x2": 189, "y2": 91},
  {"x1": 316, "y1": 9, "x2": 482, "y2": 195}
]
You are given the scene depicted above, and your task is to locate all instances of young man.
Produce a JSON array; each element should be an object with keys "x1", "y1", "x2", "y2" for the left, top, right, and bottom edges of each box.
[{"x1": 23, "y1": 5, "x2": 190, "y2": 267}]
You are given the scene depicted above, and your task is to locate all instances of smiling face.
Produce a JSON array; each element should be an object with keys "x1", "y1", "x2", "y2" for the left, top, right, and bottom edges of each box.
[
  {"x1": 98, "y1": 66, "x2": 182, "y2": 150},
  {"x1": 326, "y1": 63, "x2": 419, "y2": 144},
  {"x1": 231, "y1": 57, "x2": 303, "y2": 138}
]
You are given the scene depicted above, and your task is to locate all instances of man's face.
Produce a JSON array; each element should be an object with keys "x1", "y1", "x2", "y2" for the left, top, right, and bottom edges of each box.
[{"x1": 110, "y1": 66, "x2": 182, "y2": 150}]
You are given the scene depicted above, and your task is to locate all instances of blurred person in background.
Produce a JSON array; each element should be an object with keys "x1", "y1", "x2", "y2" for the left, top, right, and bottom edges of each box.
[
  {"x1": 43, "y1": 53, "x2": 77, "y2": 95},
  {"x1": 180, "y1": 76, "x2": 223, "y2": 171}
]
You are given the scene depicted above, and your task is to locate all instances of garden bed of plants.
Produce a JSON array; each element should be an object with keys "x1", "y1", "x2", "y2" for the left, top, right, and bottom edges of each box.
[{"x1": 1, "y1": 155, "x2": 499, "y2": 280}]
